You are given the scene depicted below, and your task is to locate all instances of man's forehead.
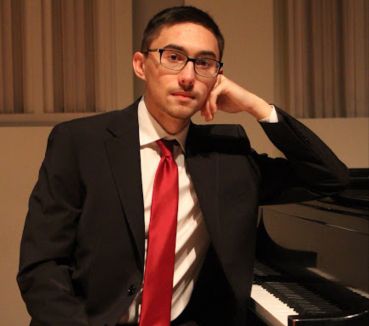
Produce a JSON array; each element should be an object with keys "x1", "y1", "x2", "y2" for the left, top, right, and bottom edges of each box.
[{"x1": 150, "y1": 22, "x2": 219, "y2": 57}]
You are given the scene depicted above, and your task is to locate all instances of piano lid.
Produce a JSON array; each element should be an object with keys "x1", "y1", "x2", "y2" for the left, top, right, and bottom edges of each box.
[
  {"x1": 251, "y1": 169, "x2": 369, "y2": 325},
  {"x1": 258, "y1": 199, "x2": 368, "y2": 292}
]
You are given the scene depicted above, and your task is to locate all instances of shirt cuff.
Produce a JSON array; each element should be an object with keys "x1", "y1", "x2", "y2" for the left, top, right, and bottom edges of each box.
[{"x1": 258, "y1": 105, "x2": 278, "y2": 123}]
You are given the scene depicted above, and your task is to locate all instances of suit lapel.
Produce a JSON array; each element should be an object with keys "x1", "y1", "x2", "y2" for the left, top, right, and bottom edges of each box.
[
  {"x1": 104, "y1": 102, "x2": 145, "y2": 270},
  {"x1": 185, "y1": 123, "x2": 221, "y2": 243}
]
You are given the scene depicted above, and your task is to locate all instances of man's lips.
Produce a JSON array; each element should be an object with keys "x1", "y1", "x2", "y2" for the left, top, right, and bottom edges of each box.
[{"x1": 171, "y1": 91, "x2": 195, "y2": 99}]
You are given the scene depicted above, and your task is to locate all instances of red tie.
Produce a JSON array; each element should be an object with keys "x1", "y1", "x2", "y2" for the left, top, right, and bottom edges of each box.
[{"x1": 139, "y1": 140, "x2": 179, "y2": 326}]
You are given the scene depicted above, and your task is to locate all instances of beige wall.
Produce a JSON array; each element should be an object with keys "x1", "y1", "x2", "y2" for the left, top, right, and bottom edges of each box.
[
  {"x1": 1, "y1": 1, "x2": 368, "y2": 324},
  {"x1": 0, "y1": 127, "x2": 51, "y2": 325},
  {"x1": 301, "y1": 118, "x2": 369, "y2": 168}
]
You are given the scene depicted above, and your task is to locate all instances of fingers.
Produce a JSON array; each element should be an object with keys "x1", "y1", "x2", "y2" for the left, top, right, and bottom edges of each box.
[
  {"x1": 201, "y1": 99, "x2": 213, "y2": 121},
  {"x1": 208, "y1": 75, "x2": 224, "y2": 116},
  {"x1": 201, "y1": 75, "x2": 225, "y2": 122}
]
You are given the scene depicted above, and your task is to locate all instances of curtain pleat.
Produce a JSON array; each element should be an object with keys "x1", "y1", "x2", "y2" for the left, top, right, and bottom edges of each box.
[
  {"x1": 0, "y1": 0, "x2": 132, "y2": 114},
  {"x1": 276, "y1": 0, "x2": 368, "y2": 118}
]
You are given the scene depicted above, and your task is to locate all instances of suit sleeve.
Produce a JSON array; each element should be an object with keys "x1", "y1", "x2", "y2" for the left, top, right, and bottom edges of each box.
[
  {"x1": 249, "y1": 107, "x2": 349, "y2": 205},
  {"x1": 17, "y1": 123, "x2": 89, "y2": 325}
]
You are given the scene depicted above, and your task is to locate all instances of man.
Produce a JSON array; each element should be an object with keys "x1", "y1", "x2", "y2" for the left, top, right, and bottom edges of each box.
[{"x1": 17, "y1": 6, "x2": 349, "y2": 326}]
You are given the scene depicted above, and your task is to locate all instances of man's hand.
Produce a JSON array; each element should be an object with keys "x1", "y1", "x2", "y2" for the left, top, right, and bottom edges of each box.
[{"x1": 201, "y1": 75, "x2": 273, "y2": 121}]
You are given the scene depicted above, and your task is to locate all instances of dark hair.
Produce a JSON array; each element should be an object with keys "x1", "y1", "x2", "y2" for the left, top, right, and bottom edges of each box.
[{"x1": 141, "y1": 6, "x2": 224, "y2": 59}]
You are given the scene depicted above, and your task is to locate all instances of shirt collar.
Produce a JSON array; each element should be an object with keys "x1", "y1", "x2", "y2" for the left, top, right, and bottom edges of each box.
[{"x1": 138, "y1": 97, "x2": 188, "y2": 152}]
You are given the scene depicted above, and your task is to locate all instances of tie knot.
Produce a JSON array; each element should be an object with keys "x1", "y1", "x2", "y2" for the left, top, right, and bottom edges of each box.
[{"x1": 157, "y1": 139, "x2": 176, "y2": 158}]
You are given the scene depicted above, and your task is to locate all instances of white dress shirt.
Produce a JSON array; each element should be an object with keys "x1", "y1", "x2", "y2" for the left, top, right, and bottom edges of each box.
[{"x1": 119, "y1": 99, "x2": 278, "y2": 323}]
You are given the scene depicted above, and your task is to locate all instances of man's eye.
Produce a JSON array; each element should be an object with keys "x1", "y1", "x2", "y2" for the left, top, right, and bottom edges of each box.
[
  {"x1": 169, "y1": 54, "x2": 179, "y2": 61},
  {"x1": 166, "y1": 52, "x2": 184, "y2": 62},
  {"x1": 196, "y1": 59, "x2": 211, "y2": 68}
]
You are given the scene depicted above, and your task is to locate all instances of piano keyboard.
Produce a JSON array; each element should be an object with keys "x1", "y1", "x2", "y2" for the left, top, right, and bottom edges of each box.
[
  {"x1": 251, "y1": 284, "x2": 297, "y2": 326},
  {"x1": 250, "y1": 261, "x2": 346, "y2": 325}
]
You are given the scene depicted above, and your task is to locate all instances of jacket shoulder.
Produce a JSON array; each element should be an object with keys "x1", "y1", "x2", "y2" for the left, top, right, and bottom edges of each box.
[{"x1": 50, "y1": 101, "x2": 139, "y2": 138}]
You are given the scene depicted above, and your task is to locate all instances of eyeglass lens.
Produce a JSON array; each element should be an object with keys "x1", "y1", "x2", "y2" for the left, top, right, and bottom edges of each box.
[{"x1": 160, "y1": 49, "x2": 220, "y2": 77}]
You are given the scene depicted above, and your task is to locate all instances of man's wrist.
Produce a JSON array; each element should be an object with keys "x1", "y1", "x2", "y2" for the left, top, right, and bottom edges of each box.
[
  {"x1": 259, "y1": 105, "x2": 278, "y2": 123},
  {"x1": 246, "y1": 98, "x2": 273, "y2": 120}
]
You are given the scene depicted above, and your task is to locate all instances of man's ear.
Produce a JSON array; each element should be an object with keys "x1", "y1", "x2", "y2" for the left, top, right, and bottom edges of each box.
[{"x1": 132, "y1": 52, "x2": 146, "y2": 81}]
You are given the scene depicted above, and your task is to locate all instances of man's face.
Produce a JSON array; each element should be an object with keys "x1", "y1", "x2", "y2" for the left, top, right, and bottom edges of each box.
[{"x1": 133, "y1": 23, "x2": 220, "y2": 132}]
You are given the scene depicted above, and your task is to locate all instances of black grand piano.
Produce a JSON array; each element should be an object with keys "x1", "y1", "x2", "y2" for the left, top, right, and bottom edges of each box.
[{"x1": 249, "y1": 168, "x2": 369, "y2": 326}]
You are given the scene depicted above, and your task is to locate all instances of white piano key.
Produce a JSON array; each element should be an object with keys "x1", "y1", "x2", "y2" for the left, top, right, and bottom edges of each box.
[{"x1": 251, "y1": 284, "x2": 298, "y2": 326}]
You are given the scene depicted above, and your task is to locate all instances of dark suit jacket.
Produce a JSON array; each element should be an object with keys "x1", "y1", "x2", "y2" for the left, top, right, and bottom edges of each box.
[{"x1": 17, "y1": 100, "x2": 349, "y2": 326}]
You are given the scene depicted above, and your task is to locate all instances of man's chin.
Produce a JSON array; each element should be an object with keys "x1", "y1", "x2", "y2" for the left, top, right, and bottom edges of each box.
[{"x1": 168, "y1": 104, "x2": 200, "y2": 120}]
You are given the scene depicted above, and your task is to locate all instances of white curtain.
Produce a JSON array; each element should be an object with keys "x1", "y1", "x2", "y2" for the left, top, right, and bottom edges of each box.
[
  {"x1": 274, "y1": 0, "x2": 368, "y2": 118},
  {"x1": 0, "y1": 0, "x2": 132, "y2": 114}
]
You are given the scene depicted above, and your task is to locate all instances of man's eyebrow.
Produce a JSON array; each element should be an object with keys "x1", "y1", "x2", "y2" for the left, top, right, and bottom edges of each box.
[{"x1": 162, "y1": 44, "x2": 218, "y2": 59}]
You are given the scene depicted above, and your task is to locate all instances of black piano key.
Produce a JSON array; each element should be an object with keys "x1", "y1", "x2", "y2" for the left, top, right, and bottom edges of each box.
[{"x1": 261, "y1": 281, "x2": 342, "y2": 315}]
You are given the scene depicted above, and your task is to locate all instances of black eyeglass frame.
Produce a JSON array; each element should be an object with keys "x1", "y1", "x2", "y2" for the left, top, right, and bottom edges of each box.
[{"x1": 144, "y1": 48, "x2": 223, "y2": 78}]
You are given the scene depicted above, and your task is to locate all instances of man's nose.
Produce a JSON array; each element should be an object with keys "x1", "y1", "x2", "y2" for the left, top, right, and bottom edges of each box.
[{"x1": 178, "y1": 61, "x2": 196, "y2": 88}]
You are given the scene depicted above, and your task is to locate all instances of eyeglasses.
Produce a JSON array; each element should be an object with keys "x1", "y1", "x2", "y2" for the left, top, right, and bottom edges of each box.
[{"x1": 145, "y1": 48, "x2": 223, "y2": 78}]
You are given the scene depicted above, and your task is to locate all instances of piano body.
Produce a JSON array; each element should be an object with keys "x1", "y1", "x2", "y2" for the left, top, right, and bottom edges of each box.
[{"x1": 249, "y1": 168, "x2": 369, "y2": 326}]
